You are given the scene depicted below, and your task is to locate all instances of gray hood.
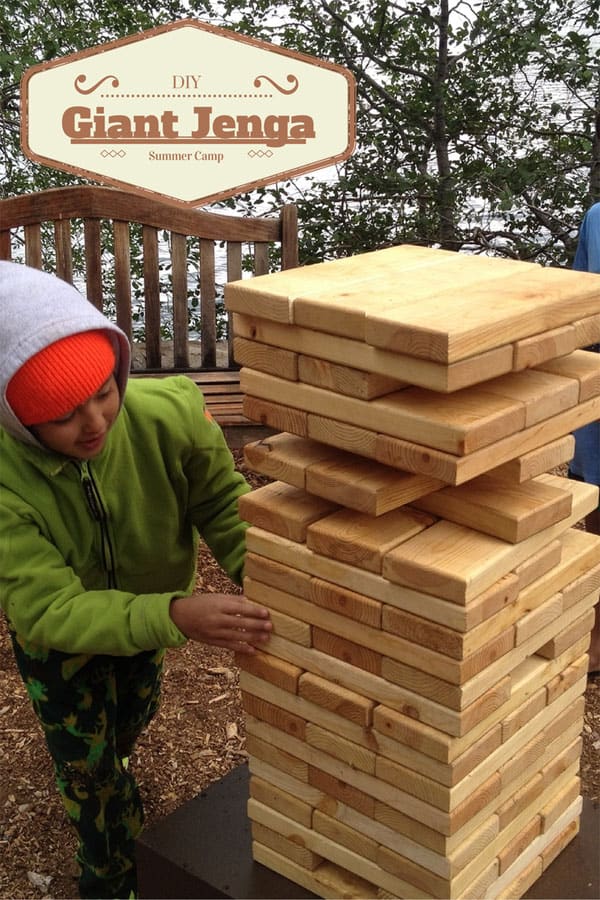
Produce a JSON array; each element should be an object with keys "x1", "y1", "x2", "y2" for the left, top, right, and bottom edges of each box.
[{"x1": 0, "y1": 261, "x2": 131, "y2": 447}]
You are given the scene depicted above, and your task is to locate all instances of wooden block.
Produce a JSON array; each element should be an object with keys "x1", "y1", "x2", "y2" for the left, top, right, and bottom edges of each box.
[
  {"x1": 540, "y1": 817, "x2": 580, "y2": 871},
  {"x1": 233, "y1": 335, "x2": 299, "y2": 379},
  {"x1": 497, "y1": 815, "x2": 542, "y2": 875},
  {"x1": 305, "y1": 723, "x2": 376, "y2": 776},
  {"x1": 244, "y1": 433, "x2": 339, "y2": 489},
  {"x1": 512, "y1": 324, "x2": 578, "y2": 370},
  {"x1": 487, "y1": 435, "x2": 575, "y2": 483},
  {"x1": 236, "y1": 649, "x2": 303, "y2": 693},
  {"x1": 251, "y1": 821, "x2": 323, "y2": 870},
  {"x1": 500, "y1": 687, "x2": 547, "y2": 742},
  {"x1": 363, "y1": 263, "x2": 600, "y2": 363},
  {"x1": 251, "y1": 843, "x2": 325, "y2": 899},
  {"x1": 249, "y1": 774, "x2": 314, "y2": 828},
  {"x1": 494, "y1": 856, "x2": 542, "y2": 900},
  {"x1": 539, "y1": 775, "x2": 581, "y2": 833},
  {"x1": 573, "y1": 310, "x2": 600, "y2": 347},
  {"x1": 306, "y1": 453, "x2": 445, "y2": 516},
  {"x1": 233, "y1": 310, "x2": 516, "y2": 393},
  {"x1": 561, "y1": 553, "x2": 600, "y2": 609},
  {"x1": 514, "y1": 540, "x2": 563, "y2": 591},
  {"x1": 298, "y1": 672, "x2": 375, "y2": 728},
  {"x1": 514, "y1": 593, "x2": 563, "y2": 646},
  {"x1": 536, "y1": 604, "x2": 596, "y2": 658},
  {"x1": 307, "y1": 413, "x2": 380, "y2": 463},
  {"x1": 475, "y1": 367, "x2": 579, "y2": 426},
  {"x1": 376, "y1": 842, "x2": 451, "y2": 897},
  {"x1": 269, "y1": 608, "x2": 312, "y2": 646},
  {"x1": 241, "y1": 692, "x2": 306, "y2": 740},
  {"x1": 307, "y1": 505, "x2": 434, "y2": 574},
  {"x1": 241, "y1": 367, "x2": 528, "y2": 456},
  {"x1": 536, "y1": 347, "x2": 600, "y2": 401},
  {"x1": 310, "y1": 578, "x2": 382, "y2": 628},
  {"x1": 545, "y1": 655, "x2": 589, "y2": 704},
  {"x1": 309, "y1": 766, "x2": 376, "y2": 819},
  {"x1": 312, "y1": 627, "x2": 383, "y2": 676},
  {"x1": 239, "y1": 481, "x2": 339, "y2": 542},
  {"x1": 313, "y1": 809, "x2": 379, "y2": 863},
  {"x1": 243, "y1": 393, "x2": 308, "y2": 435},
  {"x1": 375, "y1": 396, "x2": 600, "y2": 484},
  {"x1": 298, "y1": 354, "x2": 406, "y2": 399},
  {"x1": 246, "y1": 734, "x2": 310, "y2": 783},
  {"x1": 382, "y1": 478, "x2": 596, "y2": 603},
  {"x1": 412, "y1": 474, "x2": 572, "y2": 544},
  {"x1": 244, "y1": 551, "x2": 312, "y2": 599}
]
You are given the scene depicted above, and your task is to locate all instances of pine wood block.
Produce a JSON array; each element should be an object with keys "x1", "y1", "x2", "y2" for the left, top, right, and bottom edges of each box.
[
  {"x1": 310, "y1": 578, "x2": 382, "y2": 628},
  {"x1": 242, "y1": 692, "x2": 306, "y2": 741},
  {"x1": 244, "y1": 433, "x2": 339, "y2": 489},
  {"x1": 545, "y1": 654, "x2": 589, "y2": 705},
  {"x1": 244, "y1": 551, "x2": 313, "y2": 599},
  {"x1": 495, "y1": 856, "x2": 543, "y2": 900},
  {"x1": 514, "y1": 593, "x2": 563, "y2": 646},
  {"x1": 374, "y1": 395, "x2": 600, "y2": 484},
  {"x1": 500, "y1": 688, "x2": 547, "y2": 742},
  {"x1": 382, "y1": 477, "x2": 597, "y2": 602},
  {"x1": 233, "y1": 335, "x2": 299, "y2": 380},
  {"x1": 298, "y1": 354, "x2": 406, "y2": 398},
  {"x1": 376, "y1": 841, "x2": 452, "y2": 897},
  {"x1": 305, "y1": 723, "x2": 377, "y2": 776},
  {"x1": 306, "y1": 505, "x2": 435, "y2": 574},
  {"x1": 514, "y1": 540, "x2": 563, "y2": 591},
  {"x1": 536, "y1": 604, "x2": 597, "y2": 658},
  {"x1": 512, "y1": 324, "x2": 579, "y2": 370},
  {"x1": 248, "y1": 757, "x2": 327, "y2": 812},
  {"x1": 243, "y1": 393, "x2": 309, "y2": 436},
  {"x1": 246, "y1": 733, "x2": 310, "y2": 784},
  {"x1": 561, "y1": 559, "x2": 600, "y2": 610},
  {"x1": 241, "y1": 367, "x2": 528, "y2": 456},
  {"x1": 497, "y1": 815, "x2": 542, "y2": 875},
  {"x1": 540, "y1": 816, "x2": 580, "y2": 872},
  {"x1": 249, "y1": 774, "x2": 314, "y2": 828},
  {"x1": 236, "y1": 649, "x2": 303, "y2": 693},
  {"x1": 412, "y1": 474, "x2": 572, "y2": 544},
  {"x1": 312, "y1": 627, "x2": 383, "y2": 677},
  {"x1": 251, "y1": 821, "x2": 324, "y2": 870},
  {"x1": 487, "y1": 435, "x2": 575, "y2": 483},
  {"x1": 475, "y1": 368, "x2": 580, "y2": 426},
  {"x1": 312, "y1": 809, "x2": 379, "y2": 863},
  {"x1": 234, "y1": 310, "x2": 516, "y2": 393},
  {"x1": 252, "y1": 842, "x2": 378, "y2": 900},
  {"x1": 238, "y1": 481, "x2": 339, "y2": 543},
  {"x1": 517, "y1": 527, "x2": 600, "y2": 610},
  {"x1": 309, "y1": 765, "x2": 376, "y2": 819},
  {"x1": 539, "y1": 774, "x2": 581, "y2": 833},
  {"x1": 363, "y1": 263, "x2": 600, "y2": 363},
  {"x1": 573, "y1": 310, "x2": 600, "y2": 347},
  {"x1": 305, "y1": 452, "x2": 445, "y2": 516},
  {"x1": 268, "y1": 608, "x2": 312, "y2": 646},
  {"x1": 536, "y1": 347, "x2": 600, "y2": 401},
  {"x1": 298, "y1": 671, "x2": 375, "y2": 728}
]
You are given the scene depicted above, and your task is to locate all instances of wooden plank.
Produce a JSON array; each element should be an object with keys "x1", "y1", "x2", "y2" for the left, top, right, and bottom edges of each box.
[
  {"x1": 237, "y1": 649, "x2": 302, "y2": 693},
  {"x1": 239, "y1": 481, "x2": 339, "y2": 543},
  {"x1": 310, "y1": 578, "x2": 382, "y2": 629},
  {"x1": 512, "y1": 324, "x2": 578, "y2": 370},
  {"x1": 469, "y1": 368, "x2": 579, "y2": 426},
  {"x1": 306, "y1": 505, "x2": 435, "y2": 574},
  {"x1": 251, "y1": 822, "x2": 323, "y2": 870},
  {"x1": 244, "y1": 552, "x2": 313, "y2": 599},
  {"x1": 241, "y1": 368, "x2": 528, "y2": 456},
  {"x1": 382, "y1": 477, "x2": 597, "y2": 603},
  {"x1": 536, "y1": 348, "x2": 600, "y2": 401},
  {"x1": 487, "y1": 435, "x2": 575, "y2": 483},
  {"x1": 233, "y1": 335, "x2": 299, "y2": 380},
  {"x1": 536, "y1": 604, "x2": 597, "y2": 658},
  {"x1": 298, "y1": 671, "x2": 375, "y2": 728},
  {"x1": 243, "y1": 394, "x2": 309, "y2": 437},
  {"x1": 233, "y1": 311, "x2": 516, "y2": 393},
  {"x1": 363, "y1": 263, "x2": 600, "y2": 363},
  {"x1": 249, "y1": 773, "x2": 315, "y2": 827},
  {"x1": 298, "y1": 354, "x2": 406, "y2": 398},
  {"x1": 412, "y1": 474, "x2": 572, "y2": 543},
  {"x1": 246, "y1": 734, "x2": 310, "y2": 784},
  {"x1": 573, "y1": 311, "x2": 600, "y2": 347},
  {"x1": 313, "y1": 809, "x2": 379, "y2": 864},
  {"x1": 244, "y1": 433, "x2": 339, "y2": 489}
]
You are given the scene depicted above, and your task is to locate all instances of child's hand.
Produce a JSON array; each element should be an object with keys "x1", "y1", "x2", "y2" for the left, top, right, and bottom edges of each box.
[{"x1": 169, "y1": 592, "x2": 272, "y2": 654}]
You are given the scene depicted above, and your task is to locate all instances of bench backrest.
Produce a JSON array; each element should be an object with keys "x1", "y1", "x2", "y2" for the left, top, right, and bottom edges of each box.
[{"x1": 0, "y1": 185, "x2": 298, "y2": 372}]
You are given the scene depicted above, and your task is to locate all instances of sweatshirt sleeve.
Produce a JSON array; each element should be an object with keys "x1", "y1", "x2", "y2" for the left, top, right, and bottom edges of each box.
[{"x1": 0, "y1": 494, "x2": 188, "y2": 656}]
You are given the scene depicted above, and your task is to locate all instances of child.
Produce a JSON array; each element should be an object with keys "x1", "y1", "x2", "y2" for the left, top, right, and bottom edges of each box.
[{"x1": 0, "y1": 261, "x2": 272, "y2": 898}]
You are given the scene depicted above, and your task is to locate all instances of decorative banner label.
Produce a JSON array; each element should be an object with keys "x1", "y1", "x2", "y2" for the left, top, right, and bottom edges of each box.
[{"x1": 21, "y1": 18, "x2": 355, "y2": 207}]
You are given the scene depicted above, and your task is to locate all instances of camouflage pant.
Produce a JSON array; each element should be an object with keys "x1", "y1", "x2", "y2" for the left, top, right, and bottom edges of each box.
[{"x1": 10, "y1": 629, "x2": 164, "y2": 899}]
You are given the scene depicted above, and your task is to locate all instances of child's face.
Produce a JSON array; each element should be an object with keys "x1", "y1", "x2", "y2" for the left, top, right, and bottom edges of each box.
[{"x1": 31, "y1": 375, "x2": 120, "y2": 460}]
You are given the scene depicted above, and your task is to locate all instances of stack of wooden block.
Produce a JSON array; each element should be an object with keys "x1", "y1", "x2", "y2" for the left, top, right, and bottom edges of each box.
[{"x1": 224, "y1": 245, "x2": 600, "y2": 899}]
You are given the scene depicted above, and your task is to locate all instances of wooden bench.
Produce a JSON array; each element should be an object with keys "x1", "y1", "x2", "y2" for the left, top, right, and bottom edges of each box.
[{"x1": 0, "y1": 185, "x2": 298, "y2": 444}]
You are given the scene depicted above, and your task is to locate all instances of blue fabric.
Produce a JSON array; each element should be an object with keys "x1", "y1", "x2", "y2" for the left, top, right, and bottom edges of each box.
[{"x1": 570, "y1": 202, "x2": 600, "y2": 488}]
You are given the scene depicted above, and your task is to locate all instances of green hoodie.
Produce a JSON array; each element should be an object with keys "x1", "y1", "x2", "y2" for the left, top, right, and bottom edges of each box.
[{"x1": 0, "y1": 263, "x2": 250, "y2": 656}]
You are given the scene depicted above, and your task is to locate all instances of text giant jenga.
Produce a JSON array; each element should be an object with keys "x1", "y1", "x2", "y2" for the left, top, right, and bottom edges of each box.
[{"x1": 224, "y1": 245, "x2": 600, "y2": 899}]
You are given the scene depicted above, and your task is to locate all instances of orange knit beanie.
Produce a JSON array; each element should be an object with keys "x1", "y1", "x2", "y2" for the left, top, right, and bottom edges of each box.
[{"x1": 6, "y1": 330, "x2": 117, "y2": 426}]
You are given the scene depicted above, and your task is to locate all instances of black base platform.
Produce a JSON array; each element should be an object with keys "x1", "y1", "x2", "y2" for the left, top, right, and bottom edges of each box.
[{"x1": 137, "y1": 765, "x2": 599, "y2": 899}]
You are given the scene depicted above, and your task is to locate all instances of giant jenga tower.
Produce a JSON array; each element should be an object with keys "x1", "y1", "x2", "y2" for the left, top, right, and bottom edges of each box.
[{"x1": 224, "y1": 246, "x2": 600, "y2": 900}]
